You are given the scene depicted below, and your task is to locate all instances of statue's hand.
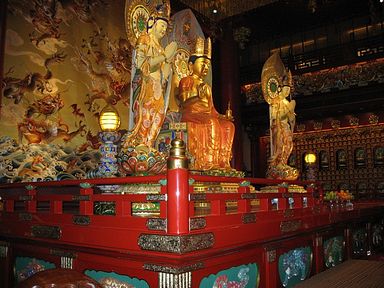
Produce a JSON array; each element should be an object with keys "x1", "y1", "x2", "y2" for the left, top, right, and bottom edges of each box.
[{"x1": 165, "y1": 41, "x2": 178, "y2": 60}]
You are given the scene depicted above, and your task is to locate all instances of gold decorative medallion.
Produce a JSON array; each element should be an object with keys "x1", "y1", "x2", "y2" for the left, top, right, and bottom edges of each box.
[
  {"x1": 265, "y1": 76, "x2": 280, "y2": 102},
  {"x1": 125, "y1": 0, "x2": 152, "y2": 46}
]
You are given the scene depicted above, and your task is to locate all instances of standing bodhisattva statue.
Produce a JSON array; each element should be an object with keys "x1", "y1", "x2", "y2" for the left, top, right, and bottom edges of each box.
[
  {"x1": 261, "y1": 52, "x2": 298, "y2": 180},
  {"x1": 124, "y1": 2, "x2": 177, "y2": 148}
]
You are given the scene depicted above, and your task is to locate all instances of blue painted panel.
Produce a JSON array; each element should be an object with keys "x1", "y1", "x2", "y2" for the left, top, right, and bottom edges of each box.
[
  {"x1": 278, "y1": 246, "x2": 312, "y2": 287},
  {"x1": 15, "y1": 256, "x2": 55, "y2": 283},
  {"x1": 324, "y1": 236, "x2": 344, "y2": 268},
  {"x1": 199, "y1": 263, "x2": 259, "y2": 288},
  {"x1": 85, "y1": 270, "x2": 149, "y2": 288}
]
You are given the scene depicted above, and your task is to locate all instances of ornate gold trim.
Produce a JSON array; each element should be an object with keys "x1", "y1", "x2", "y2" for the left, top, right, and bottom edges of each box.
[
  {"x1": 190, "y1": 194, "x2": 206, "y2": 201},
  {"x1": 50, "y1": 249, "x2": 77, "y2": 258},
  {"x1": 72, "y1": 215, "x2": 91, "y2": 226},
  {"x1": 280, "y1": 220, "x2": 302, "y2": 233},
  {"x1": 146, "y1": 194, "x2": 166, "y2": 201},
  {"x1": 242, "y1": 213, "x2": 257, "y2": 224},
  {"x1": 116, "y1": 184, "x2": 162, "y2": 194},
  {"x1": 146, "y1": 218, "x2": 167, "y2": 231},
  {"x1": 267, "y1": 249, "x2": 276, "y2": 262},
  {"x1": 241, "y1": 193, "x2": 257, "y2": 199},
  {"x1": 72, "y1": 195, "x2": 90, "y2": 201},
  {"x1": 143, "y1": 262, "x2": 204, "y2": 273},
  {"x1": 138, "y1": 233, "x2": 214, "y2": 253},
  {"x1": 31, "y1": 225, "x2": 61, "y2": 239},
  {"x1": 189, "y1": 218, "x2": 206, "y2": 230}
]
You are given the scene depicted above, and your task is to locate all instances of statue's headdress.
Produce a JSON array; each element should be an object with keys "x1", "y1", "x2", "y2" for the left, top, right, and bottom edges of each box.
[
  {"x1": 261, "y1": 52, "x2": 292, "y2": 104},
  {"x1": 147, "y1": 1, "x2": 171, "y2": 30},
  {"x1": 190, "y1": 37, "x2": 211, "y2": 60}
]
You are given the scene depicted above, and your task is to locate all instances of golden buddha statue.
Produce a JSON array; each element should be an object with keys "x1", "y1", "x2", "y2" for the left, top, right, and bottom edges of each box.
[
  {"x1": 261, "y1": 52, "x2": 298, "y2": 180},
  {"x1": 178, "y1": 37, "x2": 235, "y2": 171},
  {"x1": 124, "y1": 2, "x2": 177, "y2": 148}
]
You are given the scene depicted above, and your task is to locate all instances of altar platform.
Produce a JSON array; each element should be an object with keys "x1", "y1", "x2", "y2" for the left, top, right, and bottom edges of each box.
[{"x1": 0, "y1": 168, "x2": 383, "y2": 287}]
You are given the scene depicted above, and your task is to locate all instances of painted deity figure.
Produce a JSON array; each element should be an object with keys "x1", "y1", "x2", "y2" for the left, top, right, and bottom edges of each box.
[
  {"x1": 124, "y1": 3, "x2": 177, "y2": 148},
  {"x1": 261, "y1": 52, "x2": 298, "y2": 180},
  {"x1": 178, "y1": 37, "x2": 235, "y2": 170}
]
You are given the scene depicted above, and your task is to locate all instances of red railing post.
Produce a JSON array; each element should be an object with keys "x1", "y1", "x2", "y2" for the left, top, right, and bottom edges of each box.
[
  {"x1": 79, "y1": 186, "x2": 93, "y2": 215},
  {"x1": 25, "y1": 187, "x2": 37, "y2": 213},
  {"x1": 167, "y1": 139, "x2": 189, "y2": 234}
]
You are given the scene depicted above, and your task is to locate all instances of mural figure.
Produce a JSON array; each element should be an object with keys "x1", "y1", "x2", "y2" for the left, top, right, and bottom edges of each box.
[
  {"x1": 76, "y1": 33, "x2": 131, "y2": 110},
  {"x1": 178, "y1": 37, "x2": 235, "y2": 170},
  {"x1": 17, "y1": 118, "x2": 86, "y2": 144},
  {"x1": 3, "y1": 52, "x2": 66, "y2": 104},
  {"x1": 124, "y1": 1, "x2": 177, "y2": 148},
  {"x1": 261, "y1": 52, "x2": 298, "y2": 180}
]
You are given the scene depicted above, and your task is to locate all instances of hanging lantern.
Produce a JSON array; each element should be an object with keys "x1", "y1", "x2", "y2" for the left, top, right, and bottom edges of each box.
[
  {"x1": 304, "y1": 152, "x2": 317, "y2": 164},
  {"x1": 99, "y1": 105, "x2": 121, "y2": 132}
]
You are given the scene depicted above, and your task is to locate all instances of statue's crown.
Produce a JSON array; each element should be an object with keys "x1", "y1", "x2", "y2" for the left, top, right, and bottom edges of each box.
[
  {"x1": 151, "y1": 1, "x2": 170, "y2": 22},
  {"x1": 191, "y1": 37, "x2": 211, "y2": 60}
]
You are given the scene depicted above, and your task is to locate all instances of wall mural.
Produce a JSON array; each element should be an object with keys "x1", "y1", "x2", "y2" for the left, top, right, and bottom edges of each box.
[
  {"x1": 0, "y1": 1, "x2": 205, "y2": 183},
  {"x1": 1, "y1": 0, "x2": 130, "y2": 182},
  {"x1": 3, "y1": 0, "x2": 130, "y2": 143}
]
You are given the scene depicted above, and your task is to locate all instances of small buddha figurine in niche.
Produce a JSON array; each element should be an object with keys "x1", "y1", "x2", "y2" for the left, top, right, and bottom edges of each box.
[{"x1": 178, "y1": 37, "x2": 235, "y2": 170}]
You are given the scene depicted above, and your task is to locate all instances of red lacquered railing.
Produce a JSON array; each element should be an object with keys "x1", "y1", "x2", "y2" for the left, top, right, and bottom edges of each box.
[{"x1": 0, "y1": 169, "x2": 323, "y2": 253}]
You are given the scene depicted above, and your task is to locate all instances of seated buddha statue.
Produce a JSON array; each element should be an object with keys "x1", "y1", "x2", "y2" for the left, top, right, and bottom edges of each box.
[{"x1": 178, "y1": 37, "x2": 235, "y2": 170}]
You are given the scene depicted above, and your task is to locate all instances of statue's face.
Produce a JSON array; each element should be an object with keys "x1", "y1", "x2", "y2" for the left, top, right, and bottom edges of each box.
[
  {"x1": 152, "y1": 19, "x2": 168, "y2": 39},
  {"x1": 190, "y1": 57, "x2": 210, "y2": 77}
]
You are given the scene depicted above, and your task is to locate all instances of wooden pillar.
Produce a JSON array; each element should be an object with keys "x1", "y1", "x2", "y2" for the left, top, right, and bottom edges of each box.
[
  {"x1": 213, "y1": 20, "x2": 243, "y2": 171},
  {"x1": 263, "y1": 248, "x2": 278, "y2": 288},
  {"x1": 246, "y1": 124, "x2": 267, "y2": 178},
  {"x1": 314, "y1": 234, "x2": 325, "y2": 274},
  {"x1": 0, "y1": 241, "x2": 11, "y2": 288}
]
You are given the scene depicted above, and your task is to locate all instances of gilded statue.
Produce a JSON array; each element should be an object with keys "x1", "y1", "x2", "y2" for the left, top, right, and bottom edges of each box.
[
  {"x1": 124, "y1": 2, "x2": 177, "y2": 148},
  {"x1": 178, "y1": 37, "x2": 235, "y2": 171},
  {"x1": 261, "y1": 52, "x2": 298, "y2": 180}
]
